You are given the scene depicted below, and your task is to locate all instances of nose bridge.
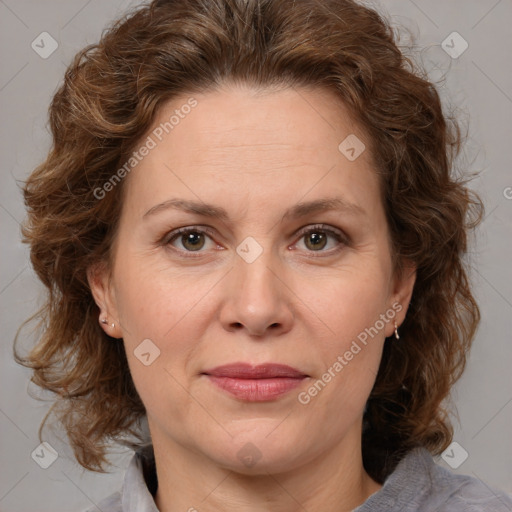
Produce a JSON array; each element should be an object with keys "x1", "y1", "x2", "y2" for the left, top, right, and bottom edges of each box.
[
  {"x1": 219, "y1": 235, "x2": 293, "y2": 336},
  {"x1": 234, "y1": 238, "x2": 282, "y2": 309}
]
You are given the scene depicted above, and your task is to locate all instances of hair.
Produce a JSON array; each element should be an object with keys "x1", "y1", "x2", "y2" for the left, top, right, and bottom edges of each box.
[{"x1": 16, "y1": 0, "x2": 482, "y2": 482}]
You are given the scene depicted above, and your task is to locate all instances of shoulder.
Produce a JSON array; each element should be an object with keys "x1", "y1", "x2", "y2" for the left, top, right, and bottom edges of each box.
[
  {"x1": 424, "y1": 456, "x2": 512, "y2": 512},
  {"x1": 356, "y1": 447, "x2": 512, "y2": 512},
  {"x1": 82, "y1": 491, "x2": 122, "y2": 512},
  {"x1": 431, "y1": 473, "x2": 512, "y2": 511},
  {"x1": 81, "y1": 445, "x2": 158, "y2": 512}
]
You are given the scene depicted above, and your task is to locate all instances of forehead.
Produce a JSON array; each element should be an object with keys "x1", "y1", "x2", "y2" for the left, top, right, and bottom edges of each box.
[
  {"x1": 122, "y1": 84, "x2": 381, "y2": 222},
  {"x1": 161, "y1": 84, "x2": 362, "y2": 158}
]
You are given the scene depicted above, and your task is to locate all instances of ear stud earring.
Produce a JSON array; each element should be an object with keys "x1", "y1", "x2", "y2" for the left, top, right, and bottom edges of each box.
[{"x1": 101, "y1": 317, "x2": 115, "y2": 329}]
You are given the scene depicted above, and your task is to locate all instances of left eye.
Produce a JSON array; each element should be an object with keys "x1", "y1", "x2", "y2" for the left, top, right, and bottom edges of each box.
[
  {"x1": 293, "y1": 225, "x2": 347, "y2": 253},
  {"x1": 164, "y1": 225, "x2": 346, "y2": 255}
]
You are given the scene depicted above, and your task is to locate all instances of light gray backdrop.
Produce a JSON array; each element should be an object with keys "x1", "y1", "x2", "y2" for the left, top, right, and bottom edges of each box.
[{"x1": 1, "y1": 1, "x2": 511, "y2": 511}]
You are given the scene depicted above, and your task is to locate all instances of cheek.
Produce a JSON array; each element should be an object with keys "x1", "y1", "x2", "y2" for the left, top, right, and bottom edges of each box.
[
  {"x1": 302, "y1": 262, "x2": 391, "y2": 337},
  {"x1": 111, "y1": 255, "x2": 220, "y2": 390},
  {"x1": 297, "y1": 265, "x2": 391, "y2": 396},
  {"x1": 112, "y1": 252, "x2": 204, "y2": 339}
]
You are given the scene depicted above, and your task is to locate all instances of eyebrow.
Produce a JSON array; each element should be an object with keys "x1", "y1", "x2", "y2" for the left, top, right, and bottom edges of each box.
[{"x1": 143, "y1": 197, "x2": 367, "y2": 221}]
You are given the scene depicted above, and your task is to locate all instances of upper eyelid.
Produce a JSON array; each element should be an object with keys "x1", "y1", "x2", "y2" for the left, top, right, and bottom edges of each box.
[{"x1": 295, "y1": 224, "x2": 345, "y2": 238}]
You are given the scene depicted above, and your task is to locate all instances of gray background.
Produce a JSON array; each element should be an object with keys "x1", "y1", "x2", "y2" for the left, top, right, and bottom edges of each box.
[{"x1": 1, "y1": 1, "x2": 511, "y2": 511}]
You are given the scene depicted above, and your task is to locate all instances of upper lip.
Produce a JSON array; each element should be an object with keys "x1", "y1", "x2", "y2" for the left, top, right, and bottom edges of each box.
[{"x1": 202, "y1": 363, "x2": 308, "y2": 379}]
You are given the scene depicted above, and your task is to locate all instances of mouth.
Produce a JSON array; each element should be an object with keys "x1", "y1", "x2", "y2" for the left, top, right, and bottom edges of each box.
[{"x1": 201, "y1": 363, "x2": 309, "y2": 402}]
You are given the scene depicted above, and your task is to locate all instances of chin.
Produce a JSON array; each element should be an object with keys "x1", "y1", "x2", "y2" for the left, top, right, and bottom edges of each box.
[{"x1": 206, "y1": 433, "x2": 312, "y2": 476}]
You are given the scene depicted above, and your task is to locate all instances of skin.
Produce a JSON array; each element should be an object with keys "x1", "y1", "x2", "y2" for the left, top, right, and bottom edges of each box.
[{"x1": 89, "y1": 83, "x2": 416, "y2": 512}]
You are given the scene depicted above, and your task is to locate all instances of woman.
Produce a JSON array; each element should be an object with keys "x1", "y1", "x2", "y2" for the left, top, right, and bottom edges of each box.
[{"x1": 16, "y1": 0, "x2": 512, "y2": 510}]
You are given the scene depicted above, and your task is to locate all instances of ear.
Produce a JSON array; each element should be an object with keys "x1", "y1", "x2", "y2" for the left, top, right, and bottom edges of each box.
[
  {"x1": 87, "y1": 262, "x2": 123, "y2": 339},
  {"x1": 385, "y1": 259, "x2": 416, "y2": 337}
]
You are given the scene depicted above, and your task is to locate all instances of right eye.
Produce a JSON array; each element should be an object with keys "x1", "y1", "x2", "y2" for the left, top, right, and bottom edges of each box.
[{"x1": 164, "y1": 226, "x2": 222, "y2": 255}]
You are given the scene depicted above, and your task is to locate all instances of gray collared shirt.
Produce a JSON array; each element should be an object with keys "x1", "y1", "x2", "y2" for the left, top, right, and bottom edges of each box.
[{"x1": 86, "y1": 446, "x2": 512, "y2": 511}]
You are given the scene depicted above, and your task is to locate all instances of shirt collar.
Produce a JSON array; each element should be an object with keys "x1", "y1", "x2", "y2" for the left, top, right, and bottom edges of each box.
[{"x1": 121, "y1": 445, "x2": 159, "y2": 512}]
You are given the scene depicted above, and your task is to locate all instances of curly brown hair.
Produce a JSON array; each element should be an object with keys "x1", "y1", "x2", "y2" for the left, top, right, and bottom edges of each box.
[{"x1": 16, "y1": 0, "x2": 482, "y2": 482}]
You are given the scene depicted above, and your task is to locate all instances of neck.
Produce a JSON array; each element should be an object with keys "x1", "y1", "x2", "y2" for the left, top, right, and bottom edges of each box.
[{"x1": 151, "y1": 426, "x2": 382, "y2": 512}]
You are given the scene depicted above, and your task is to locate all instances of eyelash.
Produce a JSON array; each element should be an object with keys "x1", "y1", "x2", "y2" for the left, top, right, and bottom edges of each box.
[{"x1": 161, "y1": 224, "x2": 349, "y2": 258}]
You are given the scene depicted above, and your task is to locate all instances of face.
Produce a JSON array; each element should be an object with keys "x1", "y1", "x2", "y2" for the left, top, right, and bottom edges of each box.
[{"x1": 90, "y1": 84, "x2": 415, "y2": 475}]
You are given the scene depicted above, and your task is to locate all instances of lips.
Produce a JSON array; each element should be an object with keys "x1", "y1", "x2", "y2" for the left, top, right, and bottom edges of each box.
[
  {"x1": 203, "y1": 363, "x2": 307, "y2": 379},
  {"x1": 202, "y1": 363, "x2": 308, "y2": 402}
]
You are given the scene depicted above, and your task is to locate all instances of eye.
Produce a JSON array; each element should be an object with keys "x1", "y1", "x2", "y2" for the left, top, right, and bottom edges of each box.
[
  {"x1": 165, "y1": 227, "x2": 218, "y2": 253},
  {"x1": 162, "y1": 224, "x2": 348, "y2": 257},
  {"x1": 293, "y1": 224, "x2": 348, "y2": 254}
]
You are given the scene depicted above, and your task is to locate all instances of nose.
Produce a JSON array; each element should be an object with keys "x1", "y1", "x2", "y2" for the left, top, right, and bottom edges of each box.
[{"x1": 218, "y1": 251, "x2": 294, "y2": 338}]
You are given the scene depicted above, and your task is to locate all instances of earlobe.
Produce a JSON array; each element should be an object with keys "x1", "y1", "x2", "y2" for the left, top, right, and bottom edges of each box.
[
  {"x1": 87, "y1": 263, "x2": 122, "y2": 338},
  {"x1": 388, "y1": 261, "x2": 417, "y2": 336},
  {"x1": 397, "y1": 263, "x2": 416, "y2": 309}
]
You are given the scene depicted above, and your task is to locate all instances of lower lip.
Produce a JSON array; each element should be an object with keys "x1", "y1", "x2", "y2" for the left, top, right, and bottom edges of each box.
[{"x1": 206, "y1": 376, "x2": 306, "y2": 402}]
